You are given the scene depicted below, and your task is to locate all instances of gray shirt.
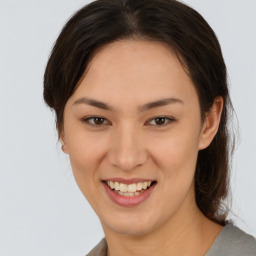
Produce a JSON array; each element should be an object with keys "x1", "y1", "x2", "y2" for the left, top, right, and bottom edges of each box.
[{"x1": 86, "y1": 224, "x2": 256, "y2": 256}]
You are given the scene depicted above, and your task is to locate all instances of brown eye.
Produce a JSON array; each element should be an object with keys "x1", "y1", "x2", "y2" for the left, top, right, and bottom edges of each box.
[
  {"x1": 93, "y1": 117, "x2": 105, "y2": 125},
  {"x1": 147, "y1": 116, "x2": 176, "y2": 127},
  {"x1": 83, "y1": 116, "x2": 109, "y2": 127},
  {"x1": 154, "y1": 117, "x2": 167, "y2": 125}
]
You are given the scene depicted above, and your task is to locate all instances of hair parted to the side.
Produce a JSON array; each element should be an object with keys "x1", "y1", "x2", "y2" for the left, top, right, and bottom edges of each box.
[{"x1": 44, "y1": 0, "x2": 235, "y2": 225}]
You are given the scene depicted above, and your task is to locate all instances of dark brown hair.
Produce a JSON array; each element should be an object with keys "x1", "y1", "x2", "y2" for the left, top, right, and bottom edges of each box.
[{"x1": 44, "y1": 0, "x2": 234, "y2": 225}]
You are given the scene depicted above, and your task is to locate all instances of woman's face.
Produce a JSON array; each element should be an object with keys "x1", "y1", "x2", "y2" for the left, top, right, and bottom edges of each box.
[{"x1": 61, "y1": 40, "x2": 213, "y2": 236}]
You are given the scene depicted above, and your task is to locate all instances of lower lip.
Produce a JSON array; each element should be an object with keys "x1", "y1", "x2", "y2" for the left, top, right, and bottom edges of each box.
[{"x1": 103, "y1": 182, "x2": 156, "y2": 207}]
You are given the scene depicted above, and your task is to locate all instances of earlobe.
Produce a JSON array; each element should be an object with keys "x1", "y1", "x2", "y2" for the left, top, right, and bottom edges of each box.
[
  {"x1": 59, "y1": 132, "x2": 69, "y2": 154},
  {"x1": 60, "y1": 142, "x2": 68, "y2": 154},
  {"x1": 198, "y1": 96, "x2": 224, "y2": 150}
]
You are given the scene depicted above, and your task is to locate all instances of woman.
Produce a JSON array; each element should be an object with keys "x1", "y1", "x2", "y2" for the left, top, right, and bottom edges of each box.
[{"x1": 43, "y1": 0, "x2": 256, "y2": 255}]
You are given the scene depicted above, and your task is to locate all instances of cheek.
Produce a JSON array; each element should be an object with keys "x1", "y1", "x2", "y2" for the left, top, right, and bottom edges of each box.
[
  {"x1": 65, "y1": 120, "x2": 104, "y2": 167},
  {"x1": 65, "y1": 129, "x2": 106, "y2": 196},
  {"x1": 151, "y1": 129, "x2": 200, "y2": 200},
  {"x1": 151, "y1": 129, "x2": 200, "y2": 172},
  {"x1": 146, "y1": 132, "x2": 199, "y2": 220}
]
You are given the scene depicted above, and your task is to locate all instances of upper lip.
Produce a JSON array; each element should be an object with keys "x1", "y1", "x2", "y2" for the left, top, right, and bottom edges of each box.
[{"x1": 103, "y1": 178, "x2": 156, "y2": 184}]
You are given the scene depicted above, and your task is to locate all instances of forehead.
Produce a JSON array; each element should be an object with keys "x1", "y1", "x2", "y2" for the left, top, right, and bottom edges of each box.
[
  {"x1": 87, "y1": 39, "x2": 183, "y2": 81},
  {"x1": 69, "y1": 40, "x2": 198, "y2": 110}
]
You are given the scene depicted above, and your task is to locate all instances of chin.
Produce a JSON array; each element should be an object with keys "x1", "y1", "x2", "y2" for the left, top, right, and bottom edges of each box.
[
  {"x1": 100, "y1": 212, "x2": 160, "y2": 237},
  {"x1": 108, "y1": 223, "x2": 154, "y2": 236}
]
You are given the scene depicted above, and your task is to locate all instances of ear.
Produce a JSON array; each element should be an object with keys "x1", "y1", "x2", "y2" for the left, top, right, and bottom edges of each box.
[
  {"x1": 198, "y1": 96, "x2": 224, "y2": 150},
  {"x1": 59, "y1": 130, "x2": 69, "y2": 154}
]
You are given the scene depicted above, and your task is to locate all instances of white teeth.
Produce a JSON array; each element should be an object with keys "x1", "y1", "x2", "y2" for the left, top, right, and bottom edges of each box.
[
  {"x1": 116, "y1": 190, "x2": 146, "y2": 197},
  {"x1": 142, "y1": 182, "x2": 148, "y2": 189},
  {"x1": 114, "y1": 181, "x2": 120, "y2": 190},
  {"x1": 109, "y1": 181, "x2": 115, "y2": 189},
  {"x1": 120, "y1": 183, "x2": 128, "y2": 192},
  {"x1": 106, "y1": 180, "x2": 154, "y2": 193},
  {"x1": 127, "y1": 183, "x2": 137, "y2": 193},
  {"x1": 137, "y1": 182, "x2": 142, "y2": 191}
]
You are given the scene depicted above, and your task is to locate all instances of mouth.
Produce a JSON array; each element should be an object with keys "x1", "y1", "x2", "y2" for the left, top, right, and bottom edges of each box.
[
  {"x1": 103, "y1": 180, "x2": 157, "y2": 197},
  {"x1": 102, "y1": 179, "x2": 157, "y2": 207}
]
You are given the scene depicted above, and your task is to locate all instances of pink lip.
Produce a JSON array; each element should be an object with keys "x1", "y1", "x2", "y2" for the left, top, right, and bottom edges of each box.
[
  {"x1": 104, "y1": 178, "x2": 155, "y2": 185},
  {"x1": 103, "y1": 181, "x2": 157, "y2": 207}
]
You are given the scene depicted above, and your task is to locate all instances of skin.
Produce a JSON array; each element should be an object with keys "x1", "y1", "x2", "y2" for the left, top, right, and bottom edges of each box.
[{"x1": 61, "y1": 40, "x2": 224, "y2": 256}]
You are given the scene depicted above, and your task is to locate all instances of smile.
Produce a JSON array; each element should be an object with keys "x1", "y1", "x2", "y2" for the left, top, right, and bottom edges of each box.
[
  {"x1": 102, "y1": 179, "x2": 157, "y2": 207},
  {"x1": 104, "y1": 180, "x2": 156, "y2": 196}
]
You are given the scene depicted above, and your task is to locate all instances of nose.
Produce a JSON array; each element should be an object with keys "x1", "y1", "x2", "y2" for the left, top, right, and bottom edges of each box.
[{"x1": 107, "y1": 124, "x2": 148, "y2": 171}]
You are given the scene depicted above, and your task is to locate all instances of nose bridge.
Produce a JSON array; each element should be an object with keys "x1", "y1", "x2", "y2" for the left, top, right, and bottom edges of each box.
[{"x1": 108, "y1": 122, "x2": 147, "y2": 171}]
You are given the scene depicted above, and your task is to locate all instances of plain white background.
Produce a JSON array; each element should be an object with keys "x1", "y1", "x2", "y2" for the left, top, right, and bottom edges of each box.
[{"x1": 0, "y1": 0, "x2": 255, "y2": 255}]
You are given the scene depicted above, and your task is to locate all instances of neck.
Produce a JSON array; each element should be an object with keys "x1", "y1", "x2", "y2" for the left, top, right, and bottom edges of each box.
[{"x1": 102, "y1": 202, "x2": 223, "y2": 256}]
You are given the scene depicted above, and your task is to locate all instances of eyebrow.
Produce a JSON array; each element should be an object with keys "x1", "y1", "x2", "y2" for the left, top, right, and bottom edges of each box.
[{"x1": 72, "y1": 97, "x2": 183, "y2": 112}]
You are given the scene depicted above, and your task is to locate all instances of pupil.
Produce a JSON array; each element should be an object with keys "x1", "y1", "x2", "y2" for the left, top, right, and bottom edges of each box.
[
  {"x1": 95, "y1": 117, "x2": 104, "y2": 125},
  {"x1": 156, "y1": 118, "x2": 165, "y2": 125}
]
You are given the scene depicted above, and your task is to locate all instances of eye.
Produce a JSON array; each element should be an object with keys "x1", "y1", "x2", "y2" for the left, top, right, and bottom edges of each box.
[
  {"x1": 146, "y1": 116, "x2": 176, "y2": 127},
  {"x1": 82, "y1": 116, "x2": 110, "y2": 128}
]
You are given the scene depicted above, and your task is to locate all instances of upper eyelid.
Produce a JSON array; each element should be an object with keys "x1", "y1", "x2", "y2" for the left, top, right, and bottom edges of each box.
[{"x1": 149, "y1": 115, "x2": 175, "y2": 120}]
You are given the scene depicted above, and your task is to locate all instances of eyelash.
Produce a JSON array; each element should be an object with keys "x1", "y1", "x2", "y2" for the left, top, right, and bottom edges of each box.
[{"x1": 82, "y1": 116, "x2": 176, "y2": 129}]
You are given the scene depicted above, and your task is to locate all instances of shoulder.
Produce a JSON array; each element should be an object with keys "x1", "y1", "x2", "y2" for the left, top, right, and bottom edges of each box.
[
  {"x1": 86, "y1": 238, "x2": 107, "y2": 256},
  {"x1": 86, "y1": 225, "x2": 256, "y2": 256},
  {"x1": 206, "y1": 223, "x2": 256, "y2": 256}
]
